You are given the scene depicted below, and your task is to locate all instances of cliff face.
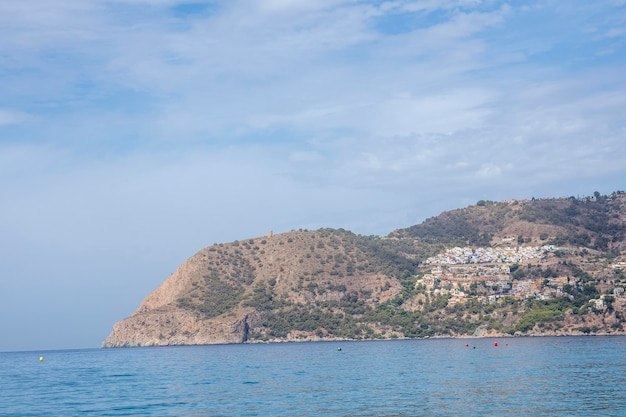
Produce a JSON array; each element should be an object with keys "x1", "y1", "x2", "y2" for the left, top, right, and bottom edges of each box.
[
  {"x1": 103, "y1": 253, "x2": 250, "y2": 347},
  {"x1": 104, "y1": 193, "x2": 626, "y2": 347},
  {"x1": 102, "y1": 309, "x2": 254, "y2": 347}
]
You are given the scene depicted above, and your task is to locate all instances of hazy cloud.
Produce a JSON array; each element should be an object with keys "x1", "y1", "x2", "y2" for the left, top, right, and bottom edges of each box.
[{"x1": 0, "y1": 109, "x2": 29, "y2": 125}]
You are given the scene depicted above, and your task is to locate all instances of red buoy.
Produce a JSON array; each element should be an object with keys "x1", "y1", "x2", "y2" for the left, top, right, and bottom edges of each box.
[{"x1": 494, "y1": 342, "x2": 498, "y2": 347}]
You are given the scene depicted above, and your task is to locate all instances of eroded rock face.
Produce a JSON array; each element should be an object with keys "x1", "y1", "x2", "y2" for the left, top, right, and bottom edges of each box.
[
  {"x1": 103, "y1": 309, "x2": 260, "y2": 347},
  {"x1": 105, "y1": 310, "x2": 223, "y2": 347},
  {"x1": 135, "y1": 254, "x2": 204, "y2": 314},
  {"x1": 102, "y1": 247, "x2": 262, "y2": 347}
]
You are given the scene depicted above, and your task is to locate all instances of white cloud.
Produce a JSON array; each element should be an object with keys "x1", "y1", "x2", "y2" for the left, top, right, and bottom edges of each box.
[
  {"x1": 0, "y1": 109, "x2": 28, "y2": 125},
  {"x1": 0, "y1": 1, "x2": 510, "y2": 140},
  {"x1": 477, "y1": 163, "x2": 503, "y2": 178},
  {"x1": 254, "y1": 0, "x2": 346, "y2": 13},
  {"x1": 288, "y1": 150, "x2": 325, "y2": 162}
]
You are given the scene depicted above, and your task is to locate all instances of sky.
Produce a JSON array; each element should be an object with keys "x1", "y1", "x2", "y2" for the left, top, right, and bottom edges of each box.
[{"x1": 1, "y1": 0, "x2": 625, "y2": 351}]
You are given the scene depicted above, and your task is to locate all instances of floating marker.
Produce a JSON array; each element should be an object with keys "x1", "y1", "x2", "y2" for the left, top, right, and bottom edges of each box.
[
  {"x1": 494, "y1": 342, "x2": 498, "y2": 347},
  {"x1": 337, "y1": 347, "x2": 342, "y2": 351},
  {"x1": 39, "y1": 357, "x2": 44, "y2": 362},
  {"x1": 465, "y1": 343, "x2": 469, "y2": 347},
  {"x1": 473, "y1": 346, "x2": 476, "y2": 349}
]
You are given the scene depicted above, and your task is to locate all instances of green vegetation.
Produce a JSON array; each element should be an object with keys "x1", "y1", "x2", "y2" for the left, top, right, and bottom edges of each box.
[
  {"x1": 177, "y1": 273, "x2": 244, "y2": 319},
  {"x1": 513, "y1": 299, "x2": 572, "y2": 333}
]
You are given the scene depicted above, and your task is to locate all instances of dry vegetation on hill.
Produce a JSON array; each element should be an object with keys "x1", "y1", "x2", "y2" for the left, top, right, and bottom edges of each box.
[
  {"x1": 392, "y1": 191, "x2": 626, "y2": 252},
  {"x1": 103, "y1": 191, "x2": 626, "y2": 347}
]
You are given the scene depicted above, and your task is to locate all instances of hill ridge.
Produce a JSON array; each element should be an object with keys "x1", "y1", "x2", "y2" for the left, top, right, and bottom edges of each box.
[{"x1": 103, "y1": 191, "x2": 626, "y2": 347}]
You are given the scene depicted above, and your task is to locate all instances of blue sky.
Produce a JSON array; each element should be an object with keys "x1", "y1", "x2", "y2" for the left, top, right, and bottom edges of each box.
[{"x1": 1, "y1": 0, "x2": 625, "y2": 351}]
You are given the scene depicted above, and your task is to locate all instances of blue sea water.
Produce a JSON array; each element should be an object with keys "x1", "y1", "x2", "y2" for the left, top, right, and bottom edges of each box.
[{"x1": 1, "y1": 336, "x2": 625, "y2": 416}]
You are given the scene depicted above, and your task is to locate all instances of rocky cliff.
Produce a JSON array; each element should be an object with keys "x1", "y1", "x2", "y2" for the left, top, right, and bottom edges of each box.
[{"x1": 104, "y1": 192, "x2": 626, "y2": 347}]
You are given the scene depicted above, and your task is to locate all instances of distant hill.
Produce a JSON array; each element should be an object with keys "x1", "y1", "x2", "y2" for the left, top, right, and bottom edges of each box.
[
  {"x1": 391, "y1": 192, "x2": 626, "y2": 251},
  {"x1": 103, "y1": 191, "x2": 626, "y2": 347}
]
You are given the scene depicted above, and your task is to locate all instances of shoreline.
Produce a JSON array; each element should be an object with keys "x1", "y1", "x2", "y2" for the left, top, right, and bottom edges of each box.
[{"x1": 102, "y1": 331, "x2": 626, "y2": 349}]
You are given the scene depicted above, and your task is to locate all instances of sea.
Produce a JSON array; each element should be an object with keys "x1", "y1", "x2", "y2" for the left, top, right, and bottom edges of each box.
[{"x1": 1, "y1": 336, "x2": 625, "y2": 416}]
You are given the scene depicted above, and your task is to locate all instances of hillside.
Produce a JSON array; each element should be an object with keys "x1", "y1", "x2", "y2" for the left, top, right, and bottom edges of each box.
[
  {"x1": 391, "y1": 192, "x2": 626, "y2": 251},
  {"x1": 103, "y1": 191, "x2": 626, "y2": 347}
]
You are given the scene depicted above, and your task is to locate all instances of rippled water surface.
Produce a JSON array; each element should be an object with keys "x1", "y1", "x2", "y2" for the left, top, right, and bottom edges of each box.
[{"x1": 2, "y1": 336, "x2": 625, "y2": 416}]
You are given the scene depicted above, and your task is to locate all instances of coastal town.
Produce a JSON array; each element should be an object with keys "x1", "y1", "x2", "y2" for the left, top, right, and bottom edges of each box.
[
  {"x1": 416, "y1": 240, "x2": 625, "y2": 311},
  {"x1": 423, "y1": 244, "x2": 560, "y2": 265}
]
